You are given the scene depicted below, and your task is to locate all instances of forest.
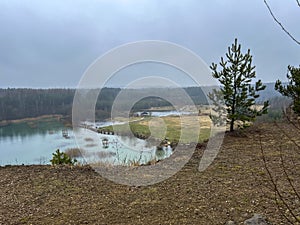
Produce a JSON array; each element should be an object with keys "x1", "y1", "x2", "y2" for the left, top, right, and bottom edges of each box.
[{"x1": 0, "y1": 87, "x2": 208, "y2": 121}]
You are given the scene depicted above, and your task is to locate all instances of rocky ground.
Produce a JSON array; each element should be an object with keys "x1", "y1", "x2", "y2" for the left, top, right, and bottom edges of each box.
[{"x1": 0, "y1": 122, "x2": 299, "y2": 225}]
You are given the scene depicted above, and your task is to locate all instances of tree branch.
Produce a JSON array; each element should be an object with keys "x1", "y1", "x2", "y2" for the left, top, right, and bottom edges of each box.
[
  {"x1": 263, "y1": 0, "x2": 300, "y2": 45},
  {"x1": 278, "y1": 145, "x2": 300, "y2": 200},
  {"x1": 274, "y1": 121, "x2": 300, "y2": 151},
  {"x1": 259, "y1": 135, "x2": 300, "y2": 223}
]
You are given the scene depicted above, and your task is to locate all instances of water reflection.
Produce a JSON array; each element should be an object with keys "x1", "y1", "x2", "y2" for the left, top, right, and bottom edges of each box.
[
  {"x1": 0, "y1": 119, "x2": 75, "y2": 165},
  {"x1": 0, "y1": 119, "x2": 65, "y2": 140},
  {"x1": 75, "y1": 128, "x2": 173, "y2": 166},
  {"x1": 0, "y1": 117, "x2": 174, "y2": 166}
]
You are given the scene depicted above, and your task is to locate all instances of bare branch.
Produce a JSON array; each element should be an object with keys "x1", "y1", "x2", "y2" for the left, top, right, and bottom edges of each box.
[
  {"x1": 259, "y1": 135, "x2": 300, "y2": 223},
  {"x1": 259, "y1": 136, "x2": 299, "y2": 224},
  {"x1": 264, "y1": 0, "x2": 300, "y2": 45},
  {"x1": 278, "y1": 145, "x2": 300, "y2": 200},
  {"x1": 283, "y1": 108, "x2": 300, "y2": 131},
  {"x1": 274, "y1": 121, "x2": 300, "y2": 151}
]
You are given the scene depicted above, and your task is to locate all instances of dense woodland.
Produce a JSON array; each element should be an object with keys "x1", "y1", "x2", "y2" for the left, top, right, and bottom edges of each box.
[
  {"x1": 0, "y1": 87, "x2": 208, "y2": 121},
  {"x1": 0, "y1": 88, "x2": 75, "y2": 121},
  {"x1": 0, "y1": 85, "x2": 287, "y2": 121}
]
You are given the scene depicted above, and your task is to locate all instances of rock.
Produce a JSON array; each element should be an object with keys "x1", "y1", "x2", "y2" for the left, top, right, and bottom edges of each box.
[
  {"x1": 225, "y1": 221, "x2": 236, "y2": 225},
  {"x1": 244, "y1": 214, "x2": 267, "y2": 225}
]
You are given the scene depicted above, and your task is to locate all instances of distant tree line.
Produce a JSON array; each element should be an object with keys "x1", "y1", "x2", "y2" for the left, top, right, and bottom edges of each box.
[
  {"x1": 0, "y1": 88, "x2": 75, "y2": 120},
  {"x1": 0, "y1": 87, "x2": 208, "y2": 121}
]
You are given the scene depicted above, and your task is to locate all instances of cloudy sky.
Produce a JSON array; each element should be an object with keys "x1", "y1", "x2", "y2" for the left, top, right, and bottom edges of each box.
[{"x1": 0, "y1": 0, "x2": 299, "y2": 88}]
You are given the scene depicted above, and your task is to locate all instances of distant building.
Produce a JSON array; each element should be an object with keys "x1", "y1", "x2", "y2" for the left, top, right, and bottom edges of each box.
[{"x1": 141, "y1": 111, "x2": 150, "y2": 116}]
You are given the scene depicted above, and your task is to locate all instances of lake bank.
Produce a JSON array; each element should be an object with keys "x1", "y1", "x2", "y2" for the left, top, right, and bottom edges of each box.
[{"x1": 0, "y1": 114, "x2": 64, "y2": 127}]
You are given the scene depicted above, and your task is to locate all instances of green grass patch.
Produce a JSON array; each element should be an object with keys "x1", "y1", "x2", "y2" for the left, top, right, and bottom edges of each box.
[{"x1": 99, "y1": 116, "x2": 211, "y2": 144}]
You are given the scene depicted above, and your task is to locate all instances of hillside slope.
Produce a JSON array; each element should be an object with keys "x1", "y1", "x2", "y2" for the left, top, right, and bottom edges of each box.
[{"x1": 0, "y1": 122, "x2": 299, "y2": 224}]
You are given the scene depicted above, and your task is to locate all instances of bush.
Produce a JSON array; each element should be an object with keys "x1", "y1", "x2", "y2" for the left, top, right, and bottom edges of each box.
[
  {"x1": 50, "y1": 149, "x2": 77, "y2": 165},
  {"x1": 275, "y1": 65, "x2": 300, "y2": 115},
  {"x1": 257, "y1": 108, "x2": 283, "y2": 122}
]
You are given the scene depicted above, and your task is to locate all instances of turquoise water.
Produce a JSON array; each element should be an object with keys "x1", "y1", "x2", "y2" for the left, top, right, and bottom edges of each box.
[
  {"x1": 0, "y1": 119, "x2": 172, "y2": 166},
  {"x1": 74, "y1": 128, "x2": 172, "y2": 166},
  {"x1": 0, "y1": 119, "x2": 76, "y2": 165}
]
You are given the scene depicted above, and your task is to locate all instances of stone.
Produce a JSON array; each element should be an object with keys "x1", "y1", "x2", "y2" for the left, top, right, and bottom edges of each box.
[
  {"x1": 244, "y1": 214, "x2": 267, "y2": 225},
  {"x1": 225, "y1": 221, "x2": 236, "y2": 225}
]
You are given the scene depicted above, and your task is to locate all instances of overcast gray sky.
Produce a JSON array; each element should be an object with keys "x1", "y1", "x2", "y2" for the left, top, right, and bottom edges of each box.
[{"x1": 0, "y1": 0, "x2": 299, "y2": 88}]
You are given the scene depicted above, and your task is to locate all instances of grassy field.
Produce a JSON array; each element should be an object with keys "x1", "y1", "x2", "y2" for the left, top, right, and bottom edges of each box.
[{"x1": 99, "y1": 115, "x2": 212, "y2": 144}]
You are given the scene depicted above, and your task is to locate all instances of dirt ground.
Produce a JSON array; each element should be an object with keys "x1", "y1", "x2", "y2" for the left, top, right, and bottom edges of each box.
[{"x1": 0, "y1": 122, "x2": 299, "y2": 225}]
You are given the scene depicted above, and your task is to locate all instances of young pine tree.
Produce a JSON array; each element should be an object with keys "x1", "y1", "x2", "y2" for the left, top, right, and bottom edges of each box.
[
  {"x1": 275, "y1": 65, "x2": 300, "y2": 115},
  {"x1": 209, "y1": 39, "x2": 269, "y2": 132}
]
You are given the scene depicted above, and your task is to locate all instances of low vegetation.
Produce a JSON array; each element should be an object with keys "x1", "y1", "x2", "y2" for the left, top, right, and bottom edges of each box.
[
  {"x1": 50, "y1": 149, "x2": 77, "y2": 166},
  {"x1": 99, "y1": 115, "x2": 211, "y2": 144},
  {"x1": 64, "y1": 148, "x2": 83, "y2": 158}
]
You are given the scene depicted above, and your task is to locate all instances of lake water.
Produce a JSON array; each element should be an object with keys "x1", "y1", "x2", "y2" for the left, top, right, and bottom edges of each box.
[
  {"x1": 74, "y1": 128, "x2": 172, "y2": 166},
  {"x1": 0, "y1": 119, "x2": 76, "y2": 165},
  {"x1": 0, "y1": 117, "x2": 172, "y2": 166}
]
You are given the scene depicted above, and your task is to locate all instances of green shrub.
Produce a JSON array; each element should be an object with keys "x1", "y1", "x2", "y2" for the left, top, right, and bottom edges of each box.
[
  {"x1": 50, "y1": 149, "x2": 77, "y2": 165},
  {"x1": 275, "y1": 65, "x2": 300, "y2": 115}
]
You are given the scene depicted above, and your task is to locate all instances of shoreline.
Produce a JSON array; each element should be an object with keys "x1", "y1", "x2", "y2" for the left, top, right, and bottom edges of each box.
[{"x1": 0, "y1": 114, "x2": 64, "y2": 127}]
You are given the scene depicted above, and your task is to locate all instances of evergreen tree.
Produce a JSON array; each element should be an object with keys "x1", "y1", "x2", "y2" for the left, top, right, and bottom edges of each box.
[
  {"x1": 275, "y1": 65, "x2": 300, "y2": 115},
  {"x1": 209, "y1": 39, "x2": 269, "y2": 132}
]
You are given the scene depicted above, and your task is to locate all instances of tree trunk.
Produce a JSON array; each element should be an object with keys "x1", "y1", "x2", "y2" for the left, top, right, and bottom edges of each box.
[{"x1": 230, "y1": 118, "x2": 234, "y2": 132}]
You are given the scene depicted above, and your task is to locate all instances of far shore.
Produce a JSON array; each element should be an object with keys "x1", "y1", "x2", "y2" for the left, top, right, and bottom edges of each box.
[{"x1": 0, "y1": 114, "x2": 64, "y2": 126}]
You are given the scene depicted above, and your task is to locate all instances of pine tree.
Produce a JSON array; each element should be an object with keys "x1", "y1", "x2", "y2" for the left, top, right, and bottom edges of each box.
[
  {"x1": 209, "y1": 39, "x2": 269, "y2": 132},
  {"x1": 275, "y1": 65, "x2": 300, "y2": 115}
]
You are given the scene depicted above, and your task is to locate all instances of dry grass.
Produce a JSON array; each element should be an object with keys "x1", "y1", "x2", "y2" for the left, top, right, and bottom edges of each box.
[
  {"x1": 107, "y1": 115, "x2": 212, "y2": 143},
  {"x1": 0, "y1": 122, "x2": 299, "y2": 224},
  {"x1": 64, "y1": 148, "x2": 83, "y2": 158}
]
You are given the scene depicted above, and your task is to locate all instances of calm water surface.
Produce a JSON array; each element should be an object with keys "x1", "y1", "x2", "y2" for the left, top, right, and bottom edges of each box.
[
  {"x1": 0, "y1": 116, "x2": 172, "y2": 166},
  {"x1": 0, "y1": 119, "x2": 76, "y2": 165}
]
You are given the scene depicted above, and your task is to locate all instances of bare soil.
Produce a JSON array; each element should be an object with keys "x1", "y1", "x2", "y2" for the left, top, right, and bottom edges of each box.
[{"x1": 0, "y1": 122, "x2": 299, "y2": 225}]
